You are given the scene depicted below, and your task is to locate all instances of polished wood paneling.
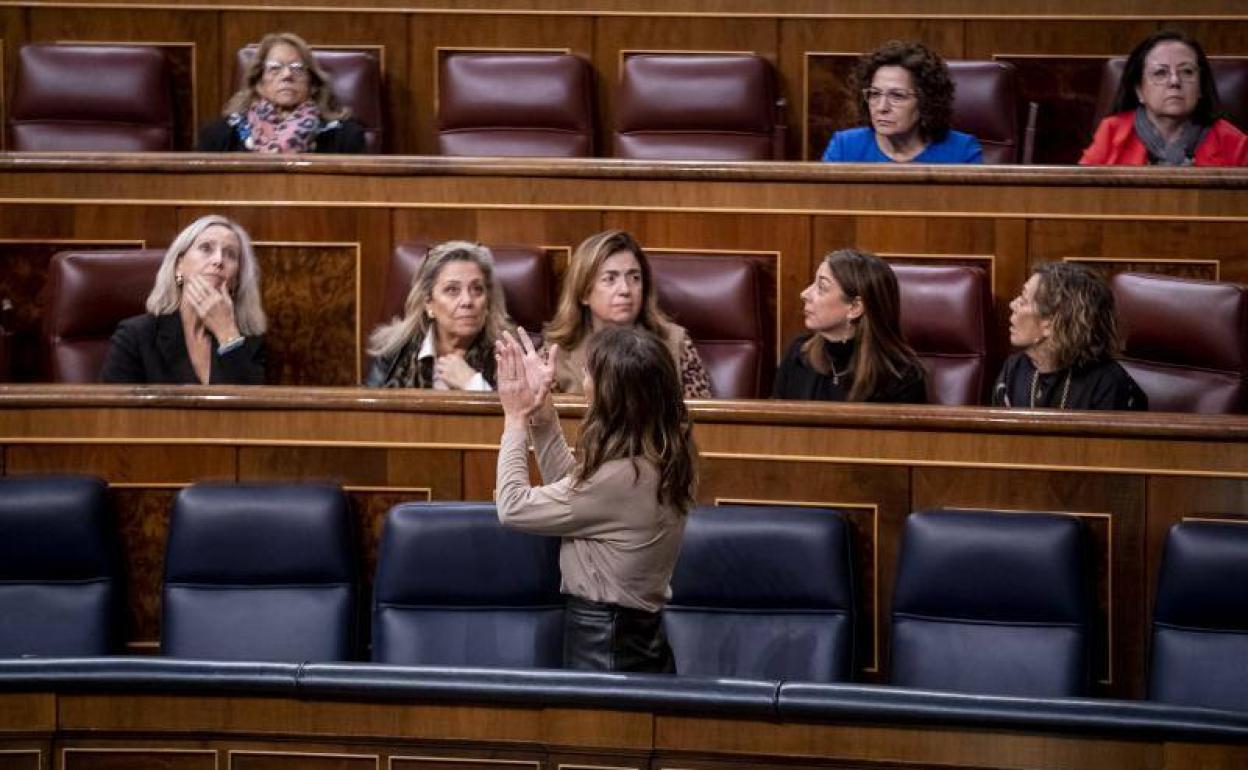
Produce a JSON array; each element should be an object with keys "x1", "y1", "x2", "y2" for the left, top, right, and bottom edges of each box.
[
  {"x1": 228, "y1": 751, "x2": 376, "y2": 770},
  {"x1": 61, "y1": 747, "x2": 216, "y2": 770},
  {"x1": 0, "y1": 749, "x2": 41, "y2": 770}
]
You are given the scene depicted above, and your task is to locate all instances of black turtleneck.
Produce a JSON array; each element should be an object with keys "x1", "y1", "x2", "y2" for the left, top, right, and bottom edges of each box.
[
  {"x1": 771, "y1": 334, "x2": 926, "y2": 403},
  {"x1": 992, "y1": 351, "x2": 1148, "y2": 411}
]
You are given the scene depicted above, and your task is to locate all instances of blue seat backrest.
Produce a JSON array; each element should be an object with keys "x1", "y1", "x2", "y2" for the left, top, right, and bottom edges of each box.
[
  {"x1": 372, "y1": 502, "x2": 563, "y2": 667},
  {"x1": 162, "y1": 483, "x2": 356, "y2": 662},
  {"x1": 1150, "y1": 521, "x2": 1248, "y2": 712},
  {"x1": 0, "y1": 475, "x2": 119, "y2": 657},
  {"x1": 665, "y1": 504, "x2": 856, "y2": 681},
  {"x1": 891, "y1": 509, "x2": 1092, "y2": 697}
]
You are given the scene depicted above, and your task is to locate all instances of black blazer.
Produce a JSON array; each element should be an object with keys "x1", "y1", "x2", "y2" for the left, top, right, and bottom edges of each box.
[
  {"x1": 196, "y1": 115, "x2": 366, "y2": 153},
  {"x1": 100, "y1": 313, "x2": 266, "y2": 385}
]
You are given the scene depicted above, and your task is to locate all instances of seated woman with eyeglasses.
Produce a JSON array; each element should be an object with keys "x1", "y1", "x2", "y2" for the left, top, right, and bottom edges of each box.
[
  {"x1": 821, "y1": 40, "x2": 982, "y2": 164},
  {"x1": 1080, "y1": 31, "x2": 1247, "y2": 166},
  {"x1": 197, "y1": 32, "x2": 365, "y2": 154}
]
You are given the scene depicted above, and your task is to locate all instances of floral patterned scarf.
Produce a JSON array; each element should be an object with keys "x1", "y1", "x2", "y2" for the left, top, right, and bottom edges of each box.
[{"x1": 240, "y1": 99, "x2": 321, "y2": 154}]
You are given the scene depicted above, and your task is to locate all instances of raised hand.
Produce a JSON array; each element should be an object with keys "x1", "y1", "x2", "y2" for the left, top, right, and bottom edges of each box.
[
  {"x1": 182, "y1": 274, "x2": 240, "y2": 343},
  {"x1": 495, "y1": 333, "x2": 541, "y2": 429},
  {"x1": 515, "y1": 327, "x2": 558, "y2": 401}
]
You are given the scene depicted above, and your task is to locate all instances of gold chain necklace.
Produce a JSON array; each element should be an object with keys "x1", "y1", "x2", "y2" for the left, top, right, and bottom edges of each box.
[
  {"x1": 829, "y1": 359, "x2": 848, "y2": 386},
  {"x1": 1030, "y1": 368, "x2": 1072, "y2": 409}
]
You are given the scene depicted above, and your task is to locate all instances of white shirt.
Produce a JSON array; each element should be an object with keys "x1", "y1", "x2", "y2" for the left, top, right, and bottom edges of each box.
[{"x1": 417, "y1": 330, "x2": 491, "y2": 391}]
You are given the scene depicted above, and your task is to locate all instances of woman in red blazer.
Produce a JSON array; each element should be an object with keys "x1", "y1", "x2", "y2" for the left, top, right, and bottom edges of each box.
[{"x1": 1080, "y1": 31, "x2": 1247, "y2": 167}]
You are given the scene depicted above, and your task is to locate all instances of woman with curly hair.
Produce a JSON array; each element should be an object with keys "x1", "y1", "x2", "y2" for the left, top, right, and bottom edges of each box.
[
  {"x1": 822, "y1": 40, "x2": 982, "y2": 164},
  {"x1": 495, "y1": 326, "x2": 698, "y2": 672},
  {"x1": 1080, "y1": 30, "x2": 1246, "y2": 166},
  {"x1": 993, "y1": 263, "x2": 1147, "y2": 411}
]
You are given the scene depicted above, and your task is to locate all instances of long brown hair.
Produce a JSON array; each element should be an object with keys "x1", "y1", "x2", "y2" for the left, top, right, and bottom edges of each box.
[
  {"x1": 544, "y1": 230, "x2": 675, "y2": 350},
  {"x1": 1030, "y1": 262, "x2": 1120, "y2": 371},
  {"x1": 574, "y1": 326, "x2": 698, "y2": 514},
  {"x1": 802, "y1": 249, "x2": 922, "y2": 401},
  {"x1": 223, "y1": 32, "x2": 349, "y2": 120}
]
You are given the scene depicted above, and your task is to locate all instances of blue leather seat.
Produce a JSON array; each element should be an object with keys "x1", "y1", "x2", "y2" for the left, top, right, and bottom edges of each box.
[
  {"x1": 891, "y1": 509, "x2": 1092, "y2": 697},
  {"x1": 0, "y1": 475, "x2": 120, "y2": 657},
  {"x1": 1150, "y1": 521, "x2": 1248, "y2": 712},
  {"x1": 665, "y1": 505, "x2": 856, "y2": 681},
  {"x1": 372, "y1": 503, "x2": 563, "y2": 667},
  {"x1": 162, "y1": 483, "x2": 357, "y2": 662}
]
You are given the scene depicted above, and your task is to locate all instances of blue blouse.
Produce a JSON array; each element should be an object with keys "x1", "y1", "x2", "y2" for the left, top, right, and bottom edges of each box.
[{"x1": 821, "y1": 126, "x2": 983, "y2": 164}]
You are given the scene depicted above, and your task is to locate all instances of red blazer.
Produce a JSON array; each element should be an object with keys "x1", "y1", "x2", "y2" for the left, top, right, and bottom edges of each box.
[{"x1": 1079, "y1": 112, "x2": 1248, "y2": 167}]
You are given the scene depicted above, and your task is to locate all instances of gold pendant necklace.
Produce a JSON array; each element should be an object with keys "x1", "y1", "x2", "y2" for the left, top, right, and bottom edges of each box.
[{"x1": 1030, "y1": 368, "x2": 1072, "y2": 409}]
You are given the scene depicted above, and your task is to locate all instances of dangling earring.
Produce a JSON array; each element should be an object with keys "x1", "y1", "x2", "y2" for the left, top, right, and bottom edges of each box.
[{"x1": 175, "y1": 273, "x2": 184, "y2": 288}]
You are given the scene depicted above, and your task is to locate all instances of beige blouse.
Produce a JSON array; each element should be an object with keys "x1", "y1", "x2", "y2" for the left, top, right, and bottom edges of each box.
[{"x1": 495, "y1": 416, "x2": 686, "y2": 613}]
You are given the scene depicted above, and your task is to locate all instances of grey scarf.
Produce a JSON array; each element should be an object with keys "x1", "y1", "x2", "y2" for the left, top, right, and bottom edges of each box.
[{"x1": 1134, "y1": 107, "x2": 1207, "y2": 166}]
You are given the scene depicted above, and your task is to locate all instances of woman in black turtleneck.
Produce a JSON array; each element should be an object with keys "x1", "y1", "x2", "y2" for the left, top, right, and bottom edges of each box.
[{"x1": 772, "y1": 249, "x2": 926, "y2": 403}]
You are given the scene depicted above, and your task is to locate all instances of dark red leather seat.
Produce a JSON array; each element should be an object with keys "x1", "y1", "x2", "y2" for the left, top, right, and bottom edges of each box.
[
  {"x1": 894, "y1": 264, "x2": 992, "y2": 406},
  {"x1": 648, "y1": 252, "x2": 774, "y2": 399},
  {"x1": 236, "y1": 46, "x2": 384, "y2": 153},
  {"x1": 1092, "y1": 58, "x2": 1248, "y2": 133},
  {"x1": 947, "y1": 60, "x2": 1022, "y2": 164},
  {"x1": 42, "y1": 250, "x2": 163, "y2": 382},
  {"x1": 437, "y1": 53, "x2": 594, "y2": 157},
  {"x1": 1111, "y1": 272, "x2": 1247, "y2": 414},
  {"x1": 9, "y1": 44, "x2": 174, "y2": 151},
  {"x1": 614, "y1": 54, "x2": 785, "y2": 161},
  {"x1": 381, "y1": 241, "x2": 553, "y2": 337}
]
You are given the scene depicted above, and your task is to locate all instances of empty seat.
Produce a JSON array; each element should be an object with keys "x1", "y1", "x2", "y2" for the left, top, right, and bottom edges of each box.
[
  {"x1": 42, "y1": 249, "x2": 163, "y2": 383},
  {"x1": 162, "y1": 483, "x2": 357, "y2": 662},
  {"x1": 237, "y1": 45, "x2": 384, "y2": 152},
  {"x1": 1093, "y1": 57, "x2": 1248, "y2": 135},
  {"x1": 372, "y1": 502, "x2": 563, "y2": 667},
  {"x1": 648, "y1": 252, "x2": 774, "y2": 398},
  {"x1": 947, "y1": 60, "x2": 1022, "y2": 164},
  {"x1": 9, "y1": 44, "x2": 174, "y2": 151},
  {"x1": 1112, "y1": 272, "x2": 1247, "y2": 414},
  {"x1": 891, "y1": 509, "x2": 1093, "y2": 697},
  {"x1": 380, "y1": 240, "x2": 553, "y2": 336},
  {"x1": 894, "y1": 264, "x2": 992, "y2": 406},
  {"x1": 1150, "y1": 521, "x2": 1248, "y2": 713},
  {"x1": 614, "y1": 54, "x2": 785, "y2": 161},
  {"x1": 665, "y1": 505, "x2": 856, "y2": 681},
  {"x1": 0, "y1": 476, "x2": 120, "y2": 657},
  {"x1": 438, "y1": 53, "x2": 594, "y2": 157}
]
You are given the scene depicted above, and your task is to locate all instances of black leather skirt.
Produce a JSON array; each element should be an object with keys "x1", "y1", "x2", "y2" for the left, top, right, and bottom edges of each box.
[{"x1": 563, "y1": 595, "x2": 675, "y2": 673}]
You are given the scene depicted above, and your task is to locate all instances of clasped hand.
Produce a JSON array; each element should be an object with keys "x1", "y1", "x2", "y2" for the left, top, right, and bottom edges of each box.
[{"x1": 495, "y1": 328, "x2": 558, "y2": 428}]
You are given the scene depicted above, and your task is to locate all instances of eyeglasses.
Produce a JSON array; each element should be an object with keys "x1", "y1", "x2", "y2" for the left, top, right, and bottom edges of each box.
[
  {"x1": 862, "y1": 88, "x2": 917, "y2": 106},
  {"x1": 262, "y1": 60, "x2": 308, "y2": 78},
  {"x1": 1145, "y1": 65, "x2": 1199, "y2": 86}
]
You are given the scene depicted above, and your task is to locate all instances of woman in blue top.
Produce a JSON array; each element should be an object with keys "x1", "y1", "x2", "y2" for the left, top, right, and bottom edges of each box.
[{"x1": 822, "y1": 40, "x2": 982, "y2": 164}]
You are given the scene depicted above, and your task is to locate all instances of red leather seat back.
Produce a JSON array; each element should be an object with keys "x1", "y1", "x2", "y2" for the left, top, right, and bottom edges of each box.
[
  {"x1": 42, "y1": 250, "x2": 164, "y2": 382},
  {"x1": 10, "y1": 44, "x2": 174, "y2": 151},
  {"x1": 437, "y1": 53, "x2": 594, "y2": 158},
  {"x1": 236, "y1": 46, "x2": 384, "y2": 152},
  {"x1": 381, "y1": 241, "x2": 552, "y2": 336},
  {"x1": 1112, "y1": 272, "x2": 1248, "y2": 414},
  {"x1": 894, "y1": 264, "x2": 992, "y2": 406},
  {"x1": 648, "y1": 252, "x2": 774, "y2": 399},
  {"x1": 948, "y1": 60, "x2": 1020, "y2": 164},
  {"x1": 1093, "y1": 58, "x2": 1248, "y2": 133},
  {"x1": 614, "y1": 54, "x2": 784, "y2": 161}
]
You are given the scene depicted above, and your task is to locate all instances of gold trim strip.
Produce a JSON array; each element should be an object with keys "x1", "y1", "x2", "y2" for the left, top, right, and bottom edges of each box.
[{"x1": 389, "y1": 756, "x2": 538, "y2": 769}]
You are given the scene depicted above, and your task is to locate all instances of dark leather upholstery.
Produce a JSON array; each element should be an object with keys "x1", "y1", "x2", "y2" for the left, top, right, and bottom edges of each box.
[
  {"x1": 1111, "y1": 272, "x2": 1248, "y2": 414},
  {"x1": 42, "y1": 249, "x2": 163, "y2": 383},
  {"x1": 438, "y1": 53, "x2": 594, "y2": 157},
  {"x1": 891, "y1": 509, "x2": 1093, "y2": 697},
  {"x1": 0, "y1": 476, "x2": 119, "y2": 657},
  {"x1": 1150, "y1": 521, "x2": 1248, "y2": 713},
  {"x1": 665, "y1": 505, "x2": 855, "y2": 681},
  {"x1": 236, "y1": 46, "x2": 384, "y2": 152},
  {"x1": 10, "y1": 44, "x2": 174, "y2": 151},
  {"x1": 614, "y1": 54, "x2": 785, "y2": 161},
  {"x1": 1093, "y1": 57, "x2": 1248, "y2": 133},
  {"x1": 372, "y1": 503, "x2": 563, "y2": 667},
  {"x1": 647, "y1": 252, "x2": 774, "y2": 398},
  {"x1": 894, "y1": 264, "x2": 992, "y2": 406},
  {"x1": 380, "y1": 240, "x2": 553, "y2": 336},
  {"x1": 162, "y1": 483, "x2": 357, "y2": 662},
  {"x1": 947, "y1": 60, "x2": 1021, "y2": 164}
]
